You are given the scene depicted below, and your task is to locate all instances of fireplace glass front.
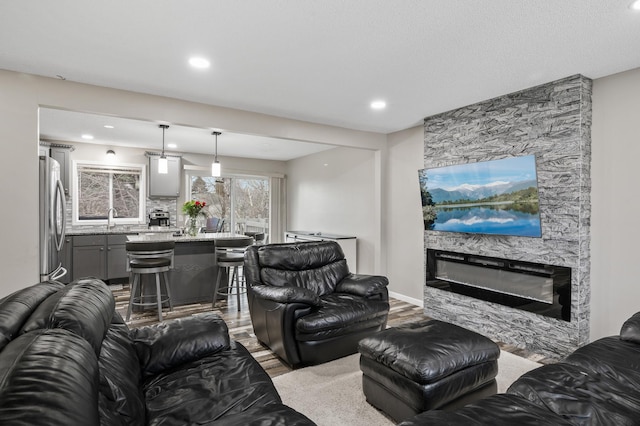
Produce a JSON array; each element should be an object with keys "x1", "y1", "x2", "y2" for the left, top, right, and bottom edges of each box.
[{"x1": 427, "y1": 250, "x2": 571, "y2": 321}]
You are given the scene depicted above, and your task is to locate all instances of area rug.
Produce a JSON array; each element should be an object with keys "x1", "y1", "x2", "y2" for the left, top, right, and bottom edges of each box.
[{"x1": 272, "y1": 350, "x2": 541, "y2": 426}]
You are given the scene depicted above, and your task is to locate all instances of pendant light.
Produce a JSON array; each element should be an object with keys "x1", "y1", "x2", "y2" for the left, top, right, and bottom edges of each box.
[
  {"x1": 158, "y1": 124, "x2": 169, "y2": 174},
  {"x1": 211, "y1": 131, "x2": 221, "y2": 177}
]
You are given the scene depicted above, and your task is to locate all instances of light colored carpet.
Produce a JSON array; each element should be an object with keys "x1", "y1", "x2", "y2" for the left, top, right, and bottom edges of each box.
[{"x1": 272, "y1": 350, "x2": 541, "y2": 426}]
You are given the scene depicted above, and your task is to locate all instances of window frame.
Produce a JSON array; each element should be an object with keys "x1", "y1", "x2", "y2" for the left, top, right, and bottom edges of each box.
[
  {"x1": 71, "y1": 160, "x2": 147, "y2": 226},
  {"x1": 184, "y1": 168, "x2": 271, "y2": 234}
]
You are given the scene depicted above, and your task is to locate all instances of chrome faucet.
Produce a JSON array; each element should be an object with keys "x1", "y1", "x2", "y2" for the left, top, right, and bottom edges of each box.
[{"x1": 107, "y1": 208, "x2": 118, "y2": 230}]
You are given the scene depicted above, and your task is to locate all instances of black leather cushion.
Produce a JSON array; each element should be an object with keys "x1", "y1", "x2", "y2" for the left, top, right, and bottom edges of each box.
[
  {"x1": 130, "y1": 257, "x2": 171, "y2": 268},
  {"x1": 564, "y1": 336, "x2": 640, "y2": 389},
  {"x1": 359, "y1": 320, "x2": 500, "y2": 384},
  {"x1": 98, "y1": 314, "x2": 146, "y2": 425},
  {"x1": 0, "y1": 329, "x2": 99, "y2": 425},
  {"x1": 260, "y1": 260, "x2": 349, "y2": 296},
  {"x1": 335, "y1": 274, "x2": 389, "y2": 297},
  {"x1": 360, "y1": 354, "x2": 498, "y2": 412},
  {"x1": 126, "y1": 241, "x2": 175, "y2": 252},
  {"x1": 19, "y1": 277, "x2": 115, "y2": 355},
  {"x1": 212, "y1": 403, "x2": 315, "y2": 426},
  {"x1": 507, "y1": 362, "x2": 640, "y2": 425},
  {"x1": 131, "y1": 313, "x2": 231, "y2": 376},
  {"x1": 397, "y1": 394, "x2": 573, "y2": 425},
  {"x1": 143, "y1": 341, "x2": 282, "y2": 425},
  {"x1": 251, "y1": 284, "x2": 322, "y2": 306},
  {"x1": 257, "y1": 240, "x2": 345, "y2": 270},
  {"x1": 296, "y1": 293, "x2": 389, "y2": 339},
  {"x1": 620, "y1": 311, "x2": 640, "y2": 344},
  {"x1": 0, "y1": 280, "x2": 64, "y2": 351}
]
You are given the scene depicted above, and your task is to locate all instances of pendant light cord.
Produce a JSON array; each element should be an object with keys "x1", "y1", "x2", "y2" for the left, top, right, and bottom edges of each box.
[
  {"x1": 213, "y1": 131, "x2": 221, "y2": 161},
  {"x1": 159, "y1": 124, "x2": 169, "y2": 156}
]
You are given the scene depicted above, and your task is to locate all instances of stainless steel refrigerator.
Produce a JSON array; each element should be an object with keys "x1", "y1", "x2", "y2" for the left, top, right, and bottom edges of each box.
[{"x1": 39, "y1": 155, "x2": 67, "y2": 281}]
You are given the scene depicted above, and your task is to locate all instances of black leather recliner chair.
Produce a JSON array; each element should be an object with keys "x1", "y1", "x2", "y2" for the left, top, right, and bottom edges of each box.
[{"x1": 244, "y1": 240, "x2": 390, "y2": 368}]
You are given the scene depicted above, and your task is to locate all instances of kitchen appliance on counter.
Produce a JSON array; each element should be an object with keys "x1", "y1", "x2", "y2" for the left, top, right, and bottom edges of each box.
[
  {"x1": 39, "y1": 155, "x2": 67, "y2": 281},
  {"x1": 148, "y1": 209, "x2": 170, "y2": 227}
]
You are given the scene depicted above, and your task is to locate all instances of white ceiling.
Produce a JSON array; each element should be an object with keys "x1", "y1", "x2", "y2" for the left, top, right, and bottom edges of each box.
[
  {"x1": 38, "y1": 108, "x2": 334, "y2": 161},
  {"x1": 3, "y1": 1, "x2": 640, "y2": 155}
]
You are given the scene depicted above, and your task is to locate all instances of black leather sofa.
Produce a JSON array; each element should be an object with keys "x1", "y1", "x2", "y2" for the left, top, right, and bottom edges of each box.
[
  {"x1": 0, "y1": 278, "x2": 315, "y2": 425},
  {"x1": 244, "y1": 240, "x2": 390, "y2": 368},
  {"x1": 399, "y1": 312, "x2": 640, "y2": 425}
]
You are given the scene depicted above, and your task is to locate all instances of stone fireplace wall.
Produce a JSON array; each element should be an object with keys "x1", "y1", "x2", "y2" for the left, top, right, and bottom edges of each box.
[{"x1": 423, "y1": 74, "x2": 592, "y2": 359}]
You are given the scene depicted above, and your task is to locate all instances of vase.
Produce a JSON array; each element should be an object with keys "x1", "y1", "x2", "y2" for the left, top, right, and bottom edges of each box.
[{"x1": 187, "y1": 216, "x2": 199, "y2": 237}]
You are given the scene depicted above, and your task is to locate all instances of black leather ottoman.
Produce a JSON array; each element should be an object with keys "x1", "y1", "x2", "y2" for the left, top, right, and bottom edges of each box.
[{"x1": 358, "y1": 320, "x2": 500, "y2": 423}]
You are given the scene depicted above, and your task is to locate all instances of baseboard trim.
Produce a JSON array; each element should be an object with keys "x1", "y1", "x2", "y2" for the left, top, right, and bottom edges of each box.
[{"x1": 389, "y1": 291, "x2": 423, "y2": 307}]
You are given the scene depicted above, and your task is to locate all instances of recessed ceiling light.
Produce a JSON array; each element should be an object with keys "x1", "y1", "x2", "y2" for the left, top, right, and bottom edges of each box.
[
  {"x1": 167, "y1": 143, "x2": 177, "y2": 149},
  {"x1": 631, "y1": 0, "x2": 640, "y2": 10},
  {"x1": 81, "y1": 134, "x2": 94, "y2": 140},
  {"x1": 189, "y1": 57, "x2": 210, "y2": 69},
  {"x1": 370, "y1": 100, "x2": 387, "y2": 110},
  {"x1": 104, "y1": 125, "x2": 114, "y2": 129}
]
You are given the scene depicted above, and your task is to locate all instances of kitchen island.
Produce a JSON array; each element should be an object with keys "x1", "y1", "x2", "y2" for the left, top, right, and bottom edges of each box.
[{"x1": 127, "y1": 232, "x2": 252, "y2": 308}]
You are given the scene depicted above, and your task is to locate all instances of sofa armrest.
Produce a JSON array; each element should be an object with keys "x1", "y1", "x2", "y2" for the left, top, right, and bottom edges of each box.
[
  {"x1": 620, "y1": 312, "x2": 640, "y2": 344},
  {"x1": 131, "y1": 313, "x2": 230, "y2": 376},
  {"x1": 336, "y1": 274, "x2": 389, "y2": 298},
  {"x1": 251, "y1": 285, "x2": 322, "y2": 306}
]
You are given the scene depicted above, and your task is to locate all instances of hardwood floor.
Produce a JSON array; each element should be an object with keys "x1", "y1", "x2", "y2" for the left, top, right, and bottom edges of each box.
[{"x1": 113, "y1": 283, "x2": 550, "y2": 378}]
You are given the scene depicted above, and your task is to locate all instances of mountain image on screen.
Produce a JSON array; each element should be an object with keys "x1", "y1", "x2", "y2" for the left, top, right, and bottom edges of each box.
[
  {"x1": 429, "y1": 180, "x2": 537, "y2": 203},
  {"x1": 418, "y1": 155, "x2": 542, "y2": 237}
]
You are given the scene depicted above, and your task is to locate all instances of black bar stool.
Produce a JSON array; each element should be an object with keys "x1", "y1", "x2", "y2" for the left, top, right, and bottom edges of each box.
[
  {"x1": 212, "y1": 236, "x2": 254, "y2": 311},
  {"x1": 126, "y1": 240, "x2": 175, "y2": 321}
]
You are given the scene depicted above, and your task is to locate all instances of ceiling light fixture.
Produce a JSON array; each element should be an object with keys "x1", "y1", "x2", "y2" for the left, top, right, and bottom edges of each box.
[
  {"x1": 158, "y1": 124, "x2": 169, "y2": 174},
  {"x1": 104, "y1": 125, "x2": 114, "y2": 129},
  {"x1": 189, "y1": 57, "x2": 210, "y2": 69},
  {"x1": 370, "y1": 100, "x2": 387, "y2": 110},
  {"x1": 211, "y1": 131, "x2": 221, "y2": 177},
  {"x1": 631, "y1": 0, "x2": 640, "y2": 10},
  {"x1": 81, "y1": 134, "x2": 94, "y2": 140},
  {"x1": 106, "y1": 149, "x2": 116, "y2": 159},
  {"x1": 168, "y1": 143, "x2": 177, "y2": 149}
]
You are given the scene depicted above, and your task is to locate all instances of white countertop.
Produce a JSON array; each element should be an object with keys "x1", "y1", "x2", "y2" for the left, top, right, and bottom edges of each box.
[{"x1": 126, "y1": 232, "x2": 251, "y2": 243}]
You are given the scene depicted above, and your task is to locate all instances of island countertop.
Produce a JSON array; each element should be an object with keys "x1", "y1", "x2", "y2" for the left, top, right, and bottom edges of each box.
[{"x1": 126, "y1": 232, "x2": 251, "y2": 243}]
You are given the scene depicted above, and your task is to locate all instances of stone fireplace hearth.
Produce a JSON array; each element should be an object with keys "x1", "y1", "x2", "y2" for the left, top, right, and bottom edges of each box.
[{"x1": 422, "y1": 74, "x2": 591, "y2": 359}]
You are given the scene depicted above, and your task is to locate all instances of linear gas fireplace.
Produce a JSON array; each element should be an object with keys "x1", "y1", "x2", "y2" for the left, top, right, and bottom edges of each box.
[{"x1": 426, "y1": 249, "x2": 571, "y2": 321}]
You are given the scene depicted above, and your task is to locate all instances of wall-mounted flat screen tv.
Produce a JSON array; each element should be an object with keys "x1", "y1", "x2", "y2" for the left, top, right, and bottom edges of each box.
[{"x1": 419, "y1": 155, "x2": 542, "y2": 237}]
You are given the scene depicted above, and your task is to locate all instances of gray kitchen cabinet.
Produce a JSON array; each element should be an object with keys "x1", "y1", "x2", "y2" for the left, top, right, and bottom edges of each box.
[
  {"x1": 50, "y1": 147, "x2": 71, "y2": 196},
  {"x1": 106, "y1": 234, "x2": 128, "y2": 279},
  {"x1": 149, "y1": 155, "x2": 181, "y2": 197},
  {"x1": 59, "y1": 235, "x2": 73, "y2": 284},
  {"x1": 72, "y1": 235, "x2": 107, "y2": 279},
  {"x1": 71, "y1": 234, "x2": 131, "y2": 281}
]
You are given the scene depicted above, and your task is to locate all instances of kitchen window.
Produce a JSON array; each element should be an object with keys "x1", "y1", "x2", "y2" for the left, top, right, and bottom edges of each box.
[{"x1": 72, "y1": 162, "x2": 146, "y2": 225}]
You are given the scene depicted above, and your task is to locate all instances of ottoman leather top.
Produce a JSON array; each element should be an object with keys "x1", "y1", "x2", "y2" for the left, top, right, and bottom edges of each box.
[{"x1": 358, "y1": 319, "x2": 500, "y2": 384}]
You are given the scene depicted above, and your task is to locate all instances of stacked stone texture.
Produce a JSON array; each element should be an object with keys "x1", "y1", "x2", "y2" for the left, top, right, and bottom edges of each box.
[{"x1": 423, "y1": 74, "x2": 592, "y2": 359}]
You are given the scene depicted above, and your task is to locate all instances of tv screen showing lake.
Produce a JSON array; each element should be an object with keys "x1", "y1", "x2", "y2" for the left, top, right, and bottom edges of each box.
[{"x1": 419, "y1": 155, "x2": 542, "y2": 237}]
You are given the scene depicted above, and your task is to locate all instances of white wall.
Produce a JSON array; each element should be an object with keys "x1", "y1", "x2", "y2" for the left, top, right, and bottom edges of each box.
[
  {"x1": 590, "y1": 67, "x2": 640, "y2": 339},
  {"x1": 286, "y1": 147, "x2": 379, "y2": 275},
  {"x1": 384, "y1": 126, "x2": 425, "y2": 305},
  {"x1": 0, "y1": 69, "x2": 385, "y2": 298}
]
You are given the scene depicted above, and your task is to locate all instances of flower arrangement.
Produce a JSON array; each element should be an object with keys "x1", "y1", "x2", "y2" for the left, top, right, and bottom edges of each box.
[
  {"x1": 182, "y1": 200, "x2": 207, "y2": 218},
  {"x1": 182, "y1": 200, "x2": 207, "y2": 236}
]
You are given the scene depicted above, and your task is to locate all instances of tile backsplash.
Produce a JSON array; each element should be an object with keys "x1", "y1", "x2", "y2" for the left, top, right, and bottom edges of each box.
[{"x1": 64, "y1": 197, "x2": 179, "y2": 232}]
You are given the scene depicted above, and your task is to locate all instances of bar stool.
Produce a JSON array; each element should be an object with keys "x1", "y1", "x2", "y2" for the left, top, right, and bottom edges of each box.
[
  {"x1": 126, "y1": 241, "x2": 175, "y2": 322},
  {"x1": 212, "y1": 236, "x2": 254, "y2": 311}
]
